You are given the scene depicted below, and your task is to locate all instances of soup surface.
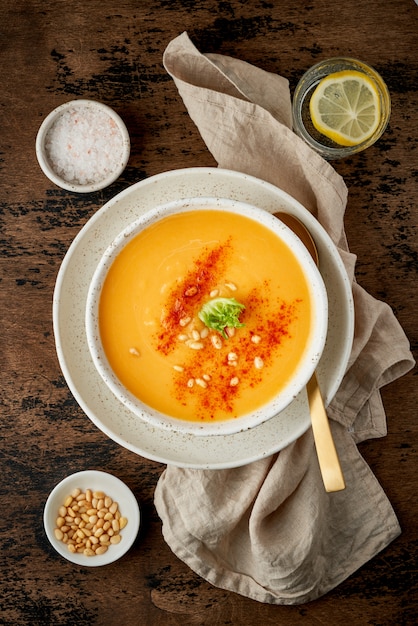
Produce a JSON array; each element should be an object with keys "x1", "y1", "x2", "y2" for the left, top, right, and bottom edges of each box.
[{"x1": 99, "y1": 210, "x2": 312, "y2": 422}]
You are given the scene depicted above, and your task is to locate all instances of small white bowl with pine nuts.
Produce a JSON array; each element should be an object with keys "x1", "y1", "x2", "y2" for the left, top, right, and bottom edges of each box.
[{"x1": 43, "y1": 470, "x2": 140, "y2": 566}]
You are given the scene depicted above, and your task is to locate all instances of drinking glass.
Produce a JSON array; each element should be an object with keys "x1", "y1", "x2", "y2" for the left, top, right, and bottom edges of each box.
[{"x1": 292, "y1": 57, "x2": 391, "y2": 159}]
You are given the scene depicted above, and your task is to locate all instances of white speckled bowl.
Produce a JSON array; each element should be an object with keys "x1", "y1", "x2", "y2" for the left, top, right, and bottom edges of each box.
[
  {"x1": 43, "y1": 470, "x2": 140, "y2": 567},
  {"x1": 36, "y1": 99, "x2": 130, "y2": 193},
  {"x1": 85, "y1": 197, "x2": 328, "y2": 437}
]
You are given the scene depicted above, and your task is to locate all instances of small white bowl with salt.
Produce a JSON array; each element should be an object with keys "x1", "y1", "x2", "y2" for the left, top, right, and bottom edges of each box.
[{"x1": 36, "y1": 99, "x2": 130, "y2": 193}]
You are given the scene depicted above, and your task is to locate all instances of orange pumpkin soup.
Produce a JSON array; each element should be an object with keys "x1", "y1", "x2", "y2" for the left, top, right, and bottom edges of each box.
[{"x1": 99, "y1": 210, "x2": 312, "y2": 422}]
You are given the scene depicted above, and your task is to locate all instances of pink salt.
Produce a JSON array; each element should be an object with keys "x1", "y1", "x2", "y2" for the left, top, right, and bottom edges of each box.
[{"x1": 44, "y1": 104, "x2": 125, "y2": 186}]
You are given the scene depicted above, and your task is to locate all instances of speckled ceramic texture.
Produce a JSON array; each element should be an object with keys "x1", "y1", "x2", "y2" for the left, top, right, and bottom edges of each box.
[
  {"x1": 53, "y1": 167, "x2": 354, "y2": 469},
  {"x1": 43, "y1": 470, "x2": 140, "y2": 566},
  {"x1": 85, "y1": 197, "x2": 328, "y2": 437}
]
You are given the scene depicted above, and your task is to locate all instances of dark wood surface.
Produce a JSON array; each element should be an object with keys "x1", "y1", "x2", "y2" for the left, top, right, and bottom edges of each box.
[{"x1": 1, "y1": 1, "x2": 417, "y2": 624}]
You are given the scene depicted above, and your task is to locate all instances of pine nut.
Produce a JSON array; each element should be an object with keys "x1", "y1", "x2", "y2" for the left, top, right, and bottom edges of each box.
[
  {"x1": 56, "y1": 516, "x2": 65, "y2": 528},
  {"x1": 93, "y1": 491, "x2": 105, "y2": 499},
  {"x1": 254, "y1": 356, "x2": 264, "y2": 369},
  {"x1": 129, "y1": 347, "x2": 140, "y2": 356},
  {"x1": 230, "y1": 377, "x2": 239, "y2": 386},
  {"x1": 179, "y1": 316, "x2": 191, "y2": 327},
  {"x1": 187, "y1": 378, "x2": 194, "y2": 388},
  {"x1": 178, "y1": 333, "x2": 188, "y2": 341},
  {"x1": 191, "y1": 329, "x2": 200, "y2": 341},
  {"x1": 95, "y1": 545, "x2": 108, "y2": 556},
  {"x1": 173, "y1": 365, "x2": 184, "y2": 372},
  {"x1": 200, "y1": 327, "x2": 209, "y2": 338},
  {"x1": 189, "y1": 341, "x2": 203, "y2": 350},
  {"x1": 251, "y1": 335, "x2": 261, "y2": 344},
  {"x1": 185, "y1": 286, "x2": 198, "y2": 297},
  {"x1": 202, "y1": 374, "x2": 211, "y2": 381},
  {"x1": 225, "y1": 281, "x2": 237, "y2": 291},
  {"x1": 84, "y1": 548, "x2": 95, "y2": 557},
  {"x1": 54, "y1": 528, "x2": 63, "y2": 541},
  {"x1": 195, "y1": 378, "x2": 207, "y2": 388},
  {"x1": 119, "y1": 517, "x2": 128, "y2": 530},
  {"x1": 211, "y1": 335, "x2": 222, "y2": 349},
  {"x1": 210, "y1": 289, "x2": 219, "y2": 297}
]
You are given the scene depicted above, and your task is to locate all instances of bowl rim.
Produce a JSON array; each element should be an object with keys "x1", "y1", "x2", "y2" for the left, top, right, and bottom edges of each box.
[
  {"x1": 43, "y1": 469, "x2": 140, "y2": 566},
  {"x1": 35, "y1": 99, "x2": 130, "y2": 193},
  {"x1": 85, "y1": 196, "x2": 329, "y2": 436}
]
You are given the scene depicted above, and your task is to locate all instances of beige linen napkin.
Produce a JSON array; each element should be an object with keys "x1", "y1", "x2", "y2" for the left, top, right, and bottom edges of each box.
[{"x1": 154, "y1": 32, "x2": 415, "y2": 605}]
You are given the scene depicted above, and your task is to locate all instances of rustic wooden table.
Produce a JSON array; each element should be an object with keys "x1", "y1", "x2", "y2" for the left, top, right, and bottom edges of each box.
[{"x1": 1, "y1": 1, "x2": 417, "y2": 624}]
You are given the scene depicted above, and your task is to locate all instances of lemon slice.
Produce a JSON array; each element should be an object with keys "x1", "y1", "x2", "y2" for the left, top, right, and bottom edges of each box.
[{"x1": 309, "y1": 70, "x2": 381, "y2": 146}]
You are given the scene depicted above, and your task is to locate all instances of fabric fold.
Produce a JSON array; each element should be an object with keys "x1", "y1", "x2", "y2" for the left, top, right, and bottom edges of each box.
[{"x1": 154, "y1": 32, "x2": 415, "y2": 605}]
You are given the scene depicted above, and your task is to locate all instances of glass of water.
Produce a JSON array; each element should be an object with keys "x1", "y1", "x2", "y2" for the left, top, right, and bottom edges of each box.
[{"x1": 292, "y1": 57, "x2": 391, "y2": 159}]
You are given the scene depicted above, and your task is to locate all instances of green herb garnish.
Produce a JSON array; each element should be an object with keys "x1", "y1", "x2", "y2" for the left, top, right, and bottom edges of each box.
[{"x1": 198, "y1": 297, "x2": 245, "y2": 339}]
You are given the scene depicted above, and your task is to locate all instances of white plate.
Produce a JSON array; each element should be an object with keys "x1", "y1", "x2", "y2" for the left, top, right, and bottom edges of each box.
[{"x1": 53, "y1": 167, "x2": 354, "y2": 469}]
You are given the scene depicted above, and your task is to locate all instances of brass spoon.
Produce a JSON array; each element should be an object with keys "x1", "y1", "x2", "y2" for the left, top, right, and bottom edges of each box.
[{"x1": 274, "y1": 212, "x2": 346, "y2": 492}]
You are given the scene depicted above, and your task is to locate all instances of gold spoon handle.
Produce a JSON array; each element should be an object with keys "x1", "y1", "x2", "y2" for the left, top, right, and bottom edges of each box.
[
  {"x1": 274, "y1": 211, "x2": 345, "y2": 492},
  {"x1": 306, "y1": 373, "x2": 346, "y2": 492}
]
